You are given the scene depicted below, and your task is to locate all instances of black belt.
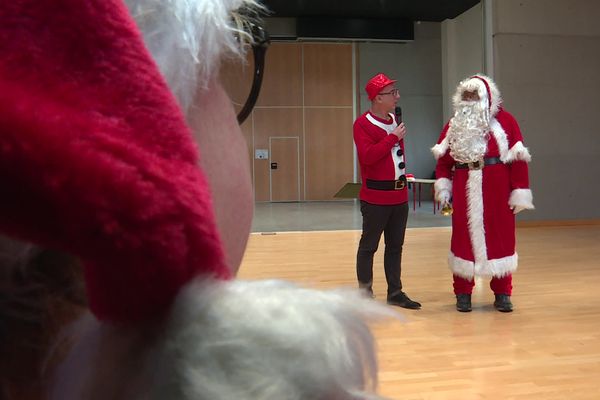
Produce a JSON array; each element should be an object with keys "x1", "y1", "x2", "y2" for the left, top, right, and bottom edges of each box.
[
  {"x1": 455, "y1": 157, "x2": 502, "y2": 170},
  {"x1": 366, "y1": 176, "x2": 407, "y2": 191}
]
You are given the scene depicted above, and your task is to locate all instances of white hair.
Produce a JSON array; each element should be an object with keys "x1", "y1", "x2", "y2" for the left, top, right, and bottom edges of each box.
[{"x1": 125, "y1": 0, "x2": 262, "y2": 111}]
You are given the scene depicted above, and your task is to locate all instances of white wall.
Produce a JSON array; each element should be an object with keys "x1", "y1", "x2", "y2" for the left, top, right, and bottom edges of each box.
[
  {"x1": 492, "y1": 0, "x2": 600, "y2": 221},
  {"x1": 357, "y1": 22, "x2": 443, "y2": 181}
]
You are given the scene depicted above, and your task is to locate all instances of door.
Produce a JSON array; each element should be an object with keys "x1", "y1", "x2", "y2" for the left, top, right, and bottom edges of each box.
[{"x1": 270, "y1": 137, "x2": 300, "y2": 202}]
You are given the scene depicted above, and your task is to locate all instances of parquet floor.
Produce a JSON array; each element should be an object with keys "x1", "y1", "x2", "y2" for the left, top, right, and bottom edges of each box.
[{"x1": 238, "y1": 224, "x2": 600, "y2": 399}]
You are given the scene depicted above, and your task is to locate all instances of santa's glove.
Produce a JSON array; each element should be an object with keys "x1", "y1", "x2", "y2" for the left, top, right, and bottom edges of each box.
[
  {"x1": 435, "y1": 189, "x2": 451, "y2": 205},
  {"x1": 511, "y1": 205, "x2": 526, "y2": 214},
  {"x1": 434, "y1": 178, "x2": 452, "y2": 205},
  {"x1": 508, "y1": 189, "x2": 534, "y2": 214}
]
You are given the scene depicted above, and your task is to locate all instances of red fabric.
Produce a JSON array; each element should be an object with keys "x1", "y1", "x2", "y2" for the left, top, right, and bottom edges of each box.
[
  {"x1": 365, "y1": 73, "x2": 397, "y2": 100},
  {"x1": 0, "y1": 1, "x2": 230, "y2": 323},
  {"x1": 435, "y1": 109, "x2": 529, "y2": 265},
  {"x1": 354, "y1": 112, "x2": 408, "y2": 205},
  {"x1": 453, "y1": 274, "x2": 513, "y2": 295},
  {"x1": 472, "y1": 75, "x2": 492, "y2": 109}
]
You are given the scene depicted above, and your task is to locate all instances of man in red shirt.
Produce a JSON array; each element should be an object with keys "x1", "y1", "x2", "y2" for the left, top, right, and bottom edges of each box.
[{"x1": 353, "y1": 73, "x2": 421, "y2": 309}]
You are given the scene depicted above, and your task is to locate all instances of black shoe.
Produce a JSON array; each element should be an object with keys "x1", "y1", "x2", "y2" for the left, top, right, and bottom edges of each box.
[
  {"x1": 456, "y1": 294, "x2": 472, "y2": 312},
  {"x1": 494, "y1": 294, "x2": 513, "y2": 312},
  {"x1": 387, "y1": 291, "x2": 421, "y2": 309}
]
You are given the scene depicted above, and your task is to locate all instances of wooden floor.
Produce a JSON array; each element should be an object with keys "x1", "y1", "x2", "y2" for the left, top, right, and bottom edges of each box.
[{"x1": 238, "y1": 224, "x2": 600, "y2": 399}]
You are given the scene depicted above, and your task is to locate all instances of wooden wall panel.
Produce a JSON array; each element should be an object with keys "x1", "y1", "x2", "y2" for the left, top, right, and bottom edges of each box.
[
  {"x1": 253, "y1": 108, "x2": 303, "y2": 201},
  {"x1": 257, "y1": 43, "x2": 303, "y2": 107},
  {"x1": 305, "y1": 108, "x2": 354, "y2": 200},
  {"x1": 303, "y1": 43, "x2": 354, "y2": 107}
]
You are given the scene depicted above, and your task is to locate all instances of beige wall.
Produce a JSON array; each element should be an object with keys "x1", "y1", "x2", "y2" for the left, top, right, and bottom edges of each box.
[{"x1": 492, "y1": 0, "x2": 600, "y2": 221}]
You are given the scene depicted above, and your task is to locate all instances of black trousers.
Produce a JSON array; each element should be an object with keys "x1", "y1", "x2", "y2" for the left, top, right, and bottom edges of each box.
[{"x1": 356, "y1": 201, "x2": 408, "y2": 296}]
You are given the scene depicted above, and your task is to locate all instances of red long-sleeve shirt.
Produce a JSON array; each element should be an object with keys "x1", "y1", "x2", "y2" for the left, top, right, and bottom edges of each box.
[{"x1": 353, "y1": 111, "x2": 408, "y2": 205}]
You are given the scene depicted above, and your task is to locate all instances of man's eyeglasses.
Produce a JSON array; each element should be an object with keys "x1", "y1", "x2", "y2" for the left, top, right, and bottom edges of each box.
[
  {"x1": 237, "y1": 24, "x2": 270, "y2": 124},
  {"x1": 379, "y1": 89, "x2": 400, "y2": 97}
]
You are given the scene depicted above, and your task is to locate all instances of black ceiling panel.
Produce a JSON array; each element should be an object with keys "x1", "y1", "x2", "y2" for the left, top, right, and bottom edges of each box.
[{"x1": 261, "y1": 0, "x2": 481, "y2": 22}]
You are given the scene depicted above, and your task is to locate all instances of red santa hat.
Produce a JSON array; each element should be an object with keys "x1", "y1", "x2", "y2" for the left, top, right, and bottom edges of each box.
[
  {"x1": 0, "y1": 0, "x2": 232, "y2": 324},
  {"x1": 1, "y1": 2, "x2": 395, "y2": 399}
]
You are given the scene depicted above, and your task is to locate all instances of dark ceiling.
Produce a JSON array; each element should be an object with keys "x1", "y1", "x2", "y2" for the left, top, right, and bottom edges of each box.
[{"x1": 261, "y1": 0, "x2": 481, "y2": 22}]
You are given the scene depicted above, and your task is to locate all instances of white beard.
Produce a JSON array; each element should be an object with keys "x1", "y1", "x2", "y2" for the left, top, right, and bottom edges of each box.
[{"x1": 447, "y1": 100, "x2": 490, "y2": 163}]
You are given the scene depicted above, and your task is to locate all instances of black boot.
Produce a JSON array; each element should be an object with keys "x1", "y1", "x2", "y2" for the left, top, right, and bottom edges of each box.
[
  {"x1": 456, "y1": 294, "x2": 472, "y2": 312},
  {"x1": 387, "y1": 291, "x2": 421, "y2": 309},
  {"x1": 494, "y1": 294, "x2": 513, "y2": 312}
]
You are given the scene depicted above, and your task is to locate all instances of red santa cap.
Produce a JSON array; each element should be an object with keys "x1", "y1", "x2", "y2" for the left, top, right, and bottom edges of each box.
[
  {"x1": 365, "y1": 73, "x2": 397, "y2": 100},
  {"x1": 0, "y1": 1, "x2": 231, "y2": 324}
]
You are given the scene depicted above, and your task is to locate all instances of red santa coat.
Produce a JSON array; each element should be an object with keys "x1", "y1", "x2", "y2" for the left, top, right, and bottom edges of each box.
[
  {"x1": 433, "y1": 107, "x2": 533, "y2": 279},
  {"x1": 354, "y1": 111, "x2": 408, "y2": 205}
]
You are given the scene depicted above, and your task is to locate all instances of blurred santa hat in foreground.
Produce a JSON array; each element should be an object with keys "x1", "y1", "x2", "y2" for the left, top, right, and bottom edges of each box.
[{"x1": 0, "y1": 1, "x2": 397, "y2": 399}]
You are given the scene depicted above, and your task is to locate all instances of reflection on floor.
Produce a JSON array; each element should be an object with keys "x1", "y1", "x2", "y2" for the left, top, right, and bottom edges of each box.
[{"x1": 252, "y1": 200, "x2": 452, "y2": 233}]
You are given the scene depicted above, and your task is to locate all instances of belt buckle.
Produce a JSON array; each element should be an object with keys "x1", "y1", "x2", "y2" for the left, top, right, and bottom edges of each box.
[
  {"x1": 468, "y1": 159, "x2": 484, "y2": 170},
  {"x1": 394, "y1": 180, "x2": 405, "y2": 190}
]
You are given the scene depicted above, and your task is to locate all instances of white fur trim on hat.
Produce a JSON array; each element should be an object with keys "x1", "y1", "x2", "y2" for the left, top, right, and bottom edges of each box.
[
  {"x1": 431, "y1": 137, "x2": 449, "y2": 160},
  {"x1": 509, "y1": 189, "x2": 534, "y2": 210},
  {"x1": 452, "y1": 74, "x2": 502, "y2": 117},
  {"x1": 53, "y1": 278, "x2": 398, "y2": 400},
  {"x1": 449, "y1": 251, "x2": 518, "y2": 279}
]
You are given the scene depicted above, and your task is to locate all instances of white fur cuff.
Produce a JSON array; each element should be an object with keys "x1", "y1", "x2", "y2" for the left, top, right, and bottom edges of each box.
[
  {"x1": 431, "y1": 138, "x2": 449, "y2": 160},
  {"x1": 505, "y1": 141, "x2": 532, "y2": 163},
  {"x1": 509, "y1": 188, "x2": 534, "y2": 210}
]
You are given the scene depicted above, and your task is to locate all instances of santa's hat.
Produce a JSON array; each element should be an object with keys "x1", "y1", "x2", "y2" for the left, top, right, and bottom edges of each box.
[
  {"x1": 452, "y1": 74, "x2": 503, "y2": 117},
  {"x1": 1, "y1": 2, "x2": 394, "y2": 399},
  {"x1": 0, "y1": 0, "x2": 233, "y2": 324}
]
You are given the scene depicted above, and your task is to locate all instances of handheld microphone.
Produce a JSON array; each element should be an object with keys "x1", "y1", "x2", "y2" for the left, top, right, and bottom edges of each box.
[{"x1": 394, "y1": 106, "x2": 402, "y2": 124}]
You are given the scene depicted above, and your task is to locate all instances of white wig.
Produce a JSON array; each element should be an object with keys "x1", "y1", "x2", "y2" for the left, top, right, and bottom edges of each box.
[{"x1": 125, "y1": 0, "x2": 262, "y2": 111}]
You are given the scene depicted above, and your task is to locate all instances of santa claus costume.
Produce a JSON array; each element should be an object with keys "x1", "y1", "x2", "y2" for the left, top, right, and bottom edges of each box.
[
  {"x1": 432, "y1": 75, "x2": 534, "y2": 312},
  {"x1": 0, "y1": 1, "x2": 397, "y2": 399}
]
